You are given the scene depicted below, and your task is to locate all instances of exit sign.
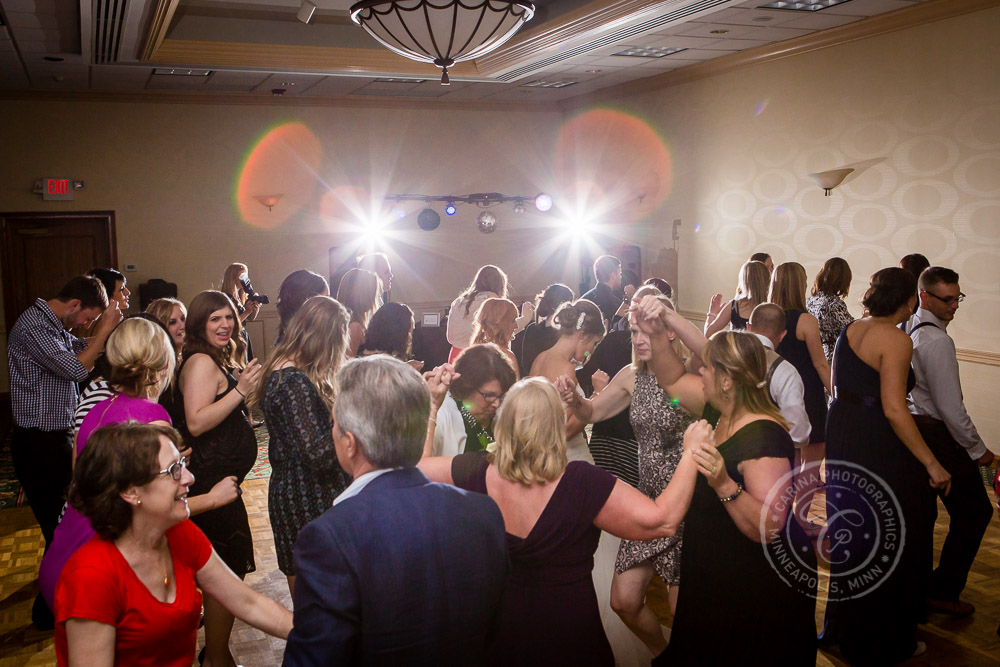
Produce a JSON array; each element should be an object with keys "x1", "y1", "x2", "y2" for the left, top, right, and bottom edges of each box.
[{"x1": 43, "y1": 178, "x2": 74, "y2": 201}]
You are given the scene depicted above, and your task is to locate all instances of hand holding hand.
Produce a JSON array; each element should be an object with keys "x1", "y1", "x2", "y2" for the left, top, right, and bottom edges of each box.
[
  {"x1": 630, "y1": 295, "x2": 668, "y2": 336},
  {"x1": 976, "y1": 450, "x2": 995, "y2": 467},
  {"x1": 591, "y1": 370, "x2": 610, "y2": 394},
  {"x1": 236, "y1": 358, "x2": 262, "y2": 397},
  {"x1": 555, "y1": 375, "x2": 580, "y2": 408},
  {"x1": 623, "y1": 284, "x2": 636, "y2": 301},
  {"x1": 682, "y1": 419, "x2": 714, "y2": 453},
  {"x1": 423, "y1": 364, "x2": 459, "y2": 410},
  {"x1": 206, "y1": 476, "x2": 240, "y2": 510}
]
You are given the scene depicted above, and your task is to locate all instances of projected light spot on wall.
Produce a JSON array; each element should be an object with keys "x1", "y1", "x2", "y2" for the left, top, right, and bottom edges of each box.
[
  {"x1": 235, "y1": 122, "x2": 322, "y2": 229},
  {"x1": 754, "y1": 98, "x2": 770, "y2": 117},
  {"x1": 554, "y1": 109, "x2": 673, "y2": 221}
]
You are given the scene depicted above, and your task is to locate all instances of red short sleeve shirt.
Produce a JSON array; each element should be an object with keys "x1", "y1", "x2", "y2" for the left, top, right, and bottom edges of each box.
[{"x1": 54, "y1": 519, "x2": 213, "y2": 667}]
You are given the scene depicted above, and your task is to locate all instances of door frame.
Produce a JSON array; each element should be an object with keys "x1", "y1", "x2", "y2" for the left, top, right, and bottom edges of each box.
[{"x1": 0, "y1": 210, "x2": 118, "y2": 333}]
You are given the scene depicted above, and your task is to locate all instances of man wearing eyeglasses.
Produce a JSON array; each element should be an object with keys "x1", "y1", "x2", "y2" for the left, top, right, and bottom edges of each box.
[{"x1": 907, "y1": 266, "x2": 994, "y2": 618}]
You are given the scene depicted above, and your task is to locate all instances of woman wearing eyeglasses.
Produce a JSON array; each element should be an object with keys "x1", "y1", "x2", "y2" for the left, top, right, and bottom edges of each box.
[
  {"x1": 424, "y1": 344, "x2": 516, "y2": 457},
  {"x1": 54, "y1": 422, "x2": 291, "y2": 667},
  {"x1": 38, "y1": 318, "x2": 239, "y2": 611}
]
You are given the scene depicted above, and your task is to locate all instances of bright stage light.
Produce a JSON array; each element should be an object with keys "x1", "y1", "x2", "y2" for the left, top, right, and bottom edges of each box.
[
  {"x1": 534, "y1": 193, "x2": 553, "y2": 212},
  {"x1": 445, "y1": 202, "x2": 457, "y2": 216}
]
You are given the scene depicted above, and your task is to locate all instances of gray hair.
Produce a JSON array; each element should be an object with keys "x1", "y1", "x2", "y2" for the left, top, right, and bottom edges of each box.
[{"x1": 334, "y1": 355, "x2": 430, "y2": 469}]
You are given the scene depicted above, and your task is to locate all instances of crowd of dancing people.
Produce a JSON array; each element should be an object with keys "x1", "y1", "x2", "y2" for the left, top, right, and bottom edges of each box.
[{"x1": 6, "y1": 250, "x2": 997, "y2": 666}]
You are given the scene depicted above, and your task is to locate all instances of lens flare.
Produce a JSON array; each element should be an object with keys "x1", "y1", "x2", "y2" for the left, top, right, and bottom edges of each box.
[
  {"x1": 754, "y1": 98, "x2": 770, "y2": 117},
  {"x1": 235, "y1": 122, "x2": 322, "y2": 229},
  {"x1": 555, "y1": 109, "x2": 673, "y2": 221}
]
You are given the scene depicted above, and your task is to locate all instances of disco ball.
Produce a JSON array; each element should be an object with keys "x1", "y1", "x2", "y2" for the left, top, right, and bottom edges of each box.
[{"x1": 477, "y1": 211, "x2": 497, "y2": 234}]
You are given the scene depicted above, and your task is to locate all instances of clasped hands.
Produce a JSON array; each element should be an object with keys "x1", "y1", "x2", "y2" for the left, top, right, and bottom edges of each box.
[
  {"x1": 423, "y1": 363, "x2": 460, "y2": 410},
  {"x1": 684, "y1": 420, "x2": 729, "y2": 489}
]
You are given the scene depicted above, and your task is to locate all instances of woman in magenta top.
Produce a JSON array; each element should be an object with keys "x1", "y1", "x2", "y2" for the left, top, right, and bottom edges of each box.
[
  {"x1": 54, "y1": 422, "x2": 291, "y2": 666},
  {"x1": 39, "y1": 318, "x2": 238, "y2": 607}
]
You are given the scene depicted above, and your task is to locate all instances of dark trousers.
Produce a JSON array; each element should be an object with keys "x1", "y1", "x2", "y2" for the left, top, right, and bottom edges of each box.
[
  {"x1": 918, "y1": 421, "x2": 994, "y2": 601},
  {"x1": 10, "y1": 426, "x2": 73, "y2": 547}
]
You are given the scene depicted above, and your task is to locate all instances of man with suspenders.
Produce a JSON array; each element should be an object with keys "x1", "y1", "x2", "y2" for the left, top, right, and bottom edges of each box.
[{"x1": 907, "y1": 266, "x2": 994, "y2": 616}]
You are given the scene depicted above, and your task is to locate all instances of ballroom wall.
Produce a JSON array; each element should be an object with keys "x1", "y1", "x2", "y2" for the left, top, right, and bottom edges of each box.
[{"x1": 604, "y1": 4, "x2": 1000, "y2": 448}]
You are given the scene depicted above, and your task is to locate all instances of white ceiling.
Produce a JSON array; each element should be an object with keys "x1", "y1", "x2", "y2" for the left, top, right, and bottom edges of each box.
[{"x1": 0, "y1": 0, "x2": 932, "y2": 102}]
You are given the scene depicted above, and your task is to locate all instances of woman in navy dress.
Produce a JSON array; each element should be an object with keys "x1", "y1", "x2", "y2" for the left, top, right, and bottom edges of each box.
[
  {"x1": 823, "y1": 268, "x2": 951, "y2": 664},
  {"x1": 770, "y1": 261, "x2": 832, "y2": 532}
]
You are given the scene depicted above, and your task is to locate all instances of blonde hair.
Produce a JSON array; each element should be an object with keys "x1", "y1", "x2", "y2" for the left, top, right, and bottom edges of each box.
[
  {"x1": 736, "y1": 260, "x2": 771, "y2": 306},
  {"x1": 491, "y1": 378, "x2": 568, "y2": 485},
  {"x1": 221, "y1": 263, "x2": 249, "y2": 305},
  {"x1": 337, "y1": 268, "x2": 380, "y2": 330},
  {"x1": 629, "y1": 286, "x2": 688, "y2": 374},
  {"x1": 768, "y1": 261, "x2": 808, "y2": 313},
  {"x1": 703, "y1": 331, "x2": 788, "y2": 429},
  {"x1": 253, "y1": 296, "x2": 350, "y2": 413},
  {"x1": 472, "y1": 298, "x2": 518, "y2": 348},
  {"x1": 145, "y1": 298, "x2": 186, "y2": 354},
  {"x1": 105, "y1": 318, "x2": 176, "y2": 399}
]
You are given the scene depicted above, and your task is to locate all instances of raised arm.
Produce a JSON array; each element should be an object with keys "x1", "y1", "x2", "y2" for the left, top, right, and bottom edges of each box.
[
  {"x1": 593, "y1": 420, "x2": 709, "y2": 540},
  {"x1": 421, "y1": 364, "x2": 459, "y2": 458},
  {"x1": 632, "y1": 296, "x2": 706, "y2": 416},
  {"x1": 77, "y1": 302, "x2": 123, "y2": 371},
  {"x1": 704, "y1": 294, "x2": 732, "y2": 337},
  {"x1": 798, "y1": 312, "x2": 833, "y2": 395},
  {"x1": 880, "y1": 330, "x2": 951, "y2": 495},
  {"x1": 196, "y1": 549, "x2": 293, "y2": 639}
]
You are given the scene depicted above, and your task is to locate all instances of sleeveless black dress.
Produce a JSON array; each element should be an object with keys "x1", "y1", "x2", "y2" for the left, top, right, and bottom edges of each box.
[
  {"x1": 729, "y1": 298, "x2": 750, "y2": 330},
  {"x1": 175, "y1": 355, "x2": 258, "y2": 576},
  {"x1": 823, "y1": 326, "x2": 932, "y2": 665},
  {"x1": 665, "y1": 421, "x2": 817, "y2": 665},
  {"x1": 776, "y1": 309, "x2": 827, "y2": 443}
]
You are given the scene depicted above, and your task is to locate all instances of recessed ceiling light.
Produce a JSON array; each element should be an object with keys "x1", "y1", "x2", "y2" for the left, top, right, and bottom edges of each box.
[
  {"x1": 153, "y1": 68, "x2": 211, "y2": 76},
  {"x1": 752, "y1": 15, "x2": 775, "y2": 21},
  {"x1": 585, "y1": 69, "x2": 602, "y2": 74},
  {"x1": 372, "y1": 77, "x2": 429, "y2": 83},
  {"x1": 709, "y1": 29, "x2": 730, "y2": 34},
  {"x1": 522, "y1": 80, "x2": 578, "y2": 88},
  {"x1": 613, "y1": 46, "x2": 687, "y2": 58},
  {"x1": 280, "y1": 81, "x2": 297, "y2": 86},
  {"x1": 757, "y1": 0, "x2": 853, "y2": 11}
]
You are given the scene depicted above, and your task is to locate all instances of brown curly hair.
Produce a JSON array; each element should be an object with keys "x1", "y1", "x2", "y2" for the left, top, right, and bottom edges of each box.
[{"x1": 69, "y1": 422, "x2": 184, "y2": 540}]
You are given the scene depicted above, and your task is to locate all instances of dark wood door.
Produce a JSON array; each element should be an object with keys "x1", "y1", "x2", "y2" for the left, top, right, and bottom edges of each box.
[{"x1": 1, "y1": 212, "x2": 117, "y2": 332}]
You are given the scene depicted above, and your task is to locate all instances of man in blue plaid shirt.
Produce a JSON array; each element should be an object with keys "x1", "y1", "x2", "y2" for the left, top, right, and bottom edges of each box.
[{"x1": 7, "y1": 275, "x2": 121, "y2": 546}]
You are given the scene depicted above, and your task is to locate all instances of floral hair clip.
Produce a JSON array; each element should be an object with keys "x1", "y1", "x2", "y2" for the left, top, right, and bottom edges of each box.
[
  {"x1": 577, "y1": 312, "x2": 586, "y2": 330},
  {"x1": 756, "y1": 379, "x2": 767, "y2": 389}
]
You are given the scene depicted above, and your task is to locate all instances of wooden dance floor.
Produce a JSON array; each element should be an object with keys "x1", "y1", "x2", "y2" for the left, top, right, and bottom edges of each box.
[{"x1": 1, "y1": 477, "x2": 998, "y2": 666}]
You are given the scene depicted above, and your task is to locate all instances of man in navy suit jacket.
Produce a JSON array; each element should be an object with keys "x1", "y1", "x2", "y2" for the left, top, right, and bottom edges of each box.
[{"x1": 284, "y1": 355, "x2": 508, "y2": 666}]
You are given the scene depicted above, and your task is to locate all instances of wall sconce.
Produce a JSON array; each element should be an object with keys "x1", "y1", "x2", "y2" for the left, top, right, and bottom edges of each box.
[
  {"x1": 254, "y1": 194, "x2": 284, "y2": 211},
  {"x1": 808, "y1": 168, "x2": 854, "y2": 196}
]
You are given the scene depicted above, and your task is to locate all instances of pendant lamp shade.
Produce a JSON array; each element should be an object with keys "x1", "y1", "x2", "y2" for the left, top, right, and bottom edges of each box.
[{"x1": 350, "y1": 0, "x2": 535, "y2": 84}]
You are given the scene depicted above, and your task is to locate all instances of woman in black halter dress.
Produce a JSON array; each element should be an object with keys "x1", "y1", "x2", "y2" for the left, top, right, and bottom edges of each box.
[{"x1": 823, "y1": 268, "x2": 951, "y2": 665}]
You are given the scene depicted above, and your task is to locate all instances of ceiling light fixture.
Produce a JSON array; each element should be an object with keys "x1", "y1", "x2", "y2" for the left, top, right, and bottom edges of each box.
[
  {"x1": 522, "y1": 80, "x2": 578, "y2": 88},
  {"x1": 758, "y1": 0, "x2": 853, "y2": 11},
  {"x1": 297, "y1": 0, "x2": 316, "y2": 24},
  {"x1": 349, "y1": 0, "x2": 536, "y2": 85},
  {"x1": 613, "y1": 45, "x2": 687, "y2": 58}
]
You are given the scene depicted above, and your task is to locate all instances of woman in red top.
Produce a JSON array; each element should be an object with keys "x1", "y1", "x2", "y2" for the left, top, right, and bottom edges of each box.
[{"x1": 54, "y1": 422, "x2": 292, "y2": 666}]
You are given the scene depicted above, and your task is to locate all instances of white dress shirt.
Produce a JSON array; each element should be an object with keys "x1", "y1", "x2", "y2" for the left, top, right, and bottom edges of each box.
[
  {"x1": 907, "y1": 308, "x2": 987, "y2": 461},
  {"x1": 750, "y1": 333, "x2": 812, "y2": 447},
  {"x1": 332, "y1": 468, "x2": 399, "y2": 506}
]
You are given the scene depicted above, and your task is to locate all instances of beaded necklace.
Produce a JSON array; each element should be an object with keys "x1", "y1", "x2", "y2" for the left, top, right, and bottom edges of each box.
[{"x1": 458, "y1": 402, "x2": 494, "y2": 452}]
